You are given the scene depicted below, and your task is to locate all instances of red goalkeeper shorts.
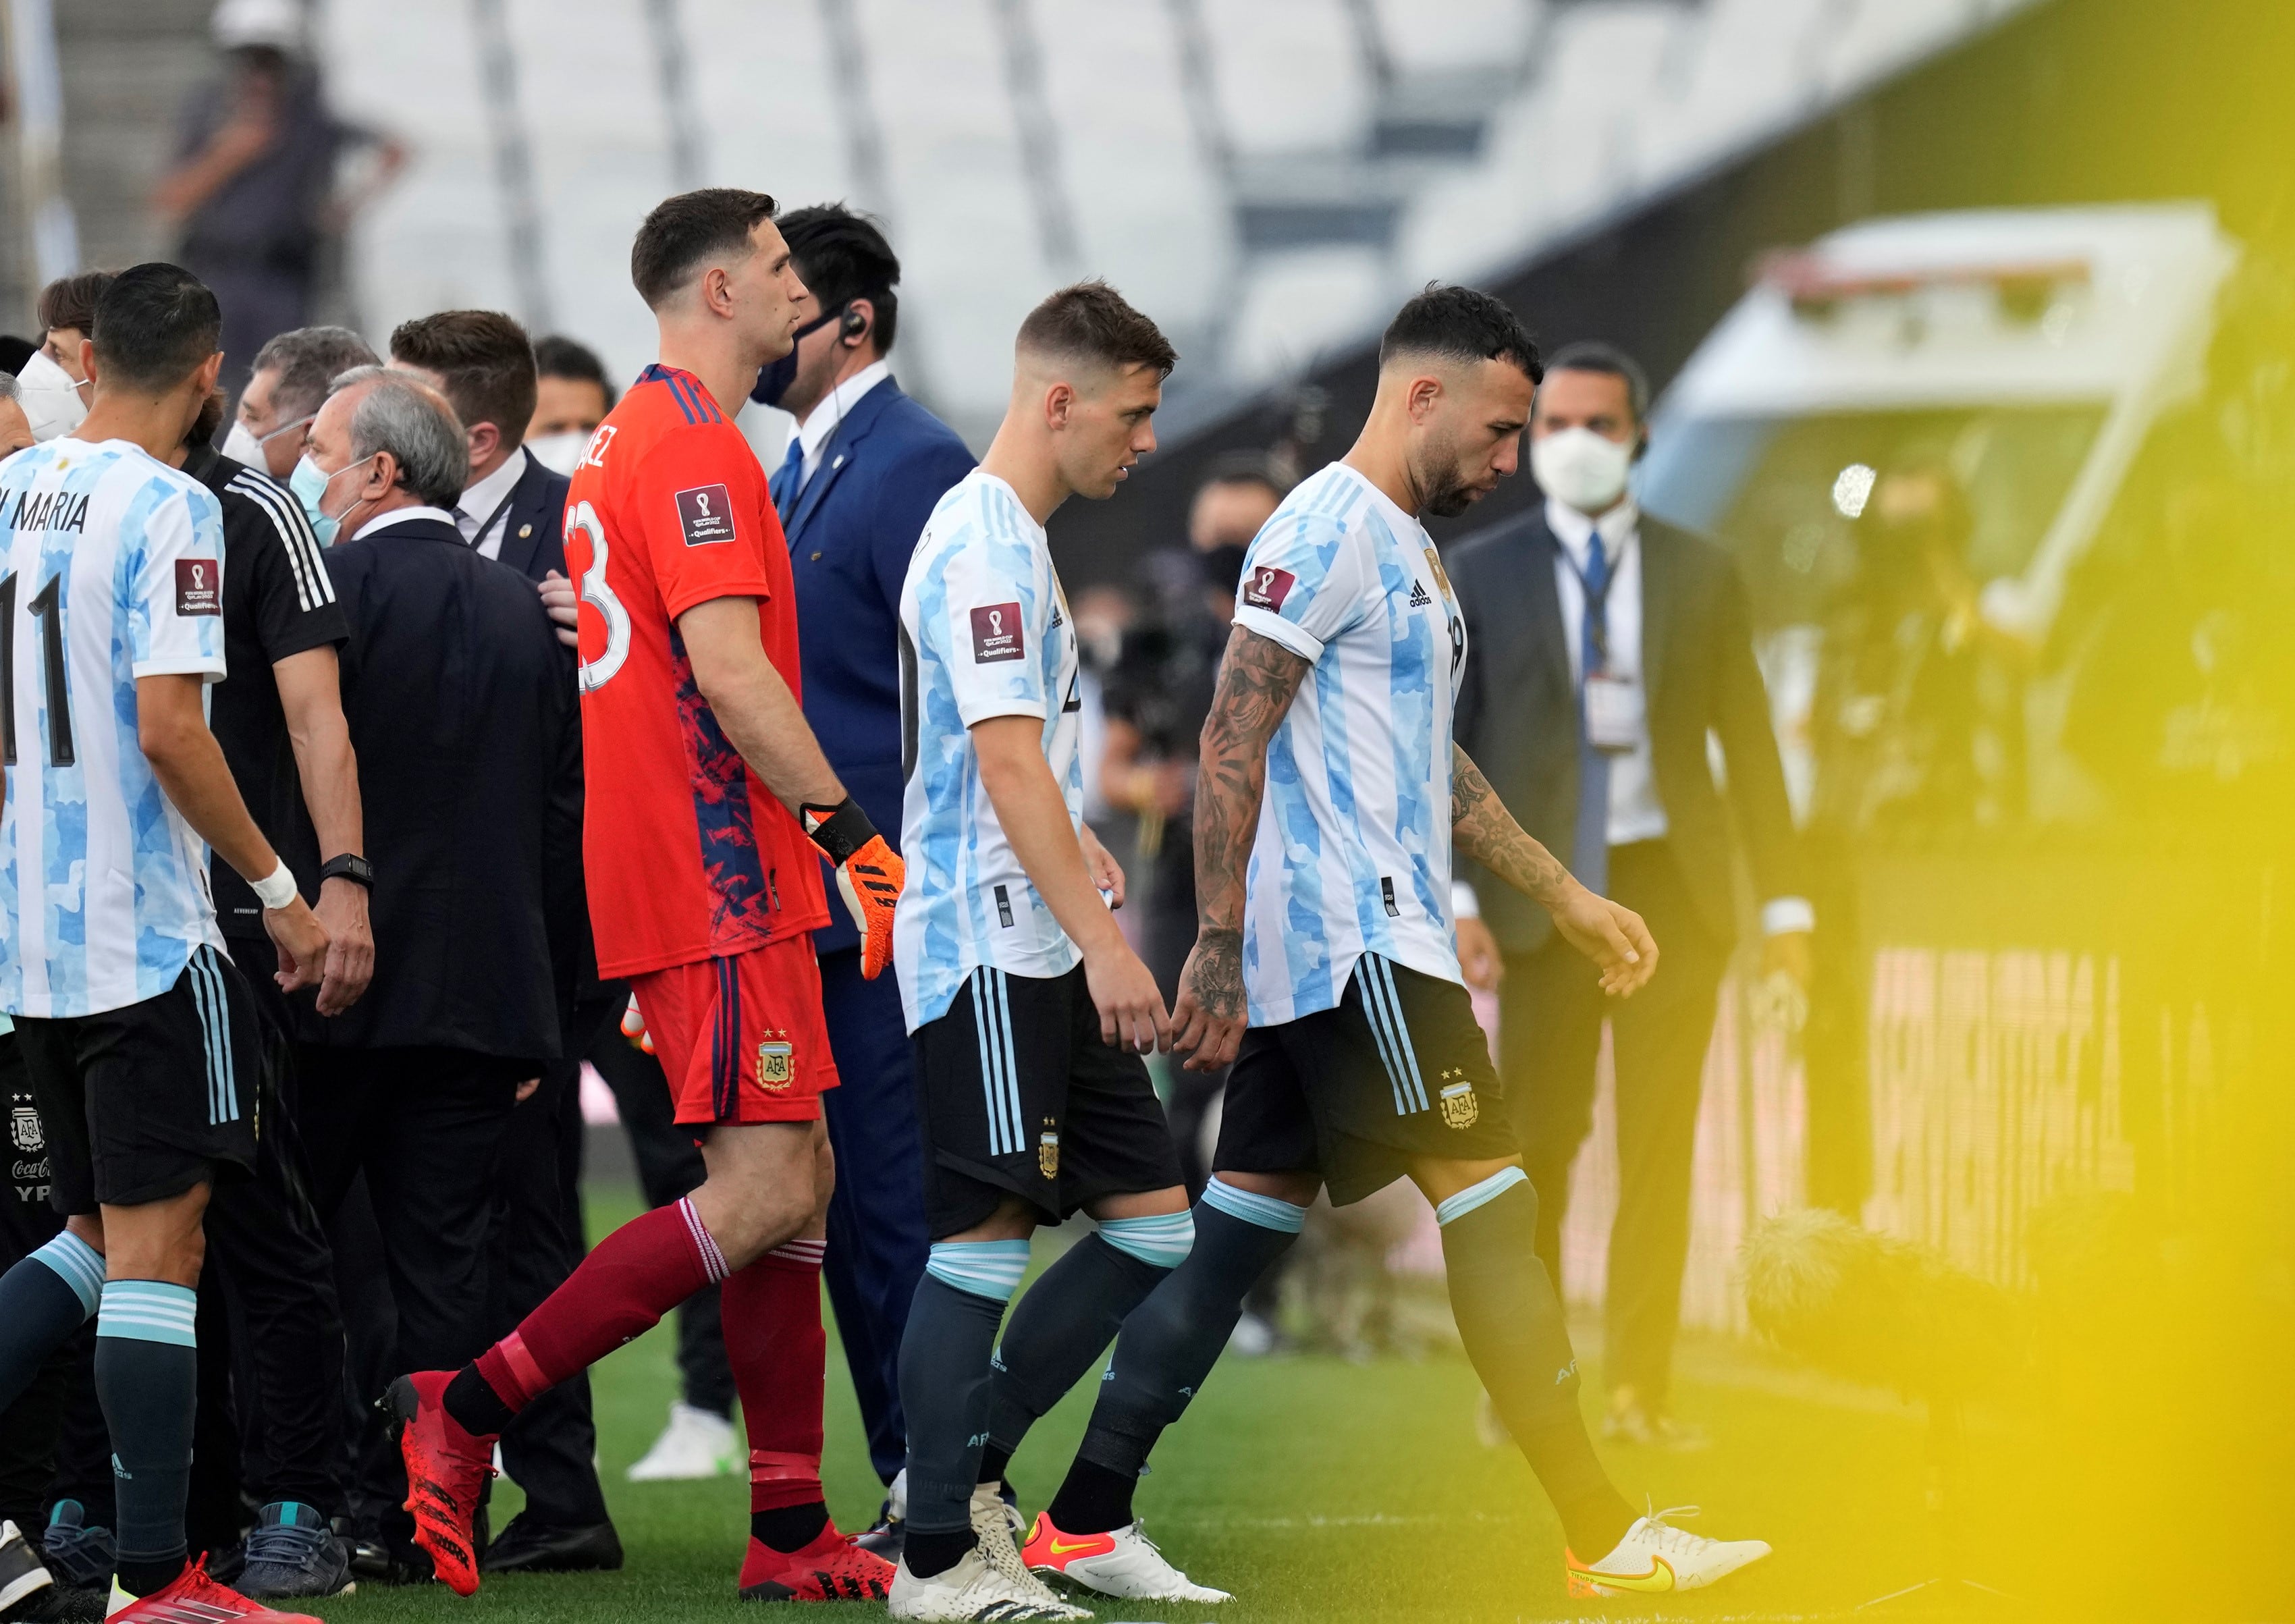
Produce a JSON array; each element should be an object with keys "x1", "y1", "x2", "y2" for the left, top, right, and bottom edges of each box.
[{"x1": 630, "y1": 936, "x2": 840, "y2": 1127}]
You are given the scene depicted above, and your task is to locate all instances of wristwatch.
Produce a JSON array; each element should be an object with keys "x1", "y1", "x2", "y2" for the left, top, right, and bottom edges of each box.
[{"x1": 318, "y1": 853, "x2": 375, "y2": 890}]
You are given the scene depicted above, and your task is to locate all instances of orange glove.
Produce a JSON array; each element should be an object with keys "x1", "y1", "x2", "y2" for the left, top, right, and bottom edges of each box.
[{"x1": 804, "y1": 799, "x2": 907, "y2": 980}]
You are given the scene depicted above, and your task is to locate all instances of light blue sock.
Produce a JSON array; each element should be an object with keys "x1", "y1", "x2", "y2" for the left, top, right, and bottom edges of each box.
[
  {"x1": 923, "y1": 1239, "x2": 1032, "y2": 1301},
  {"x1": 0, "y1": 1230, "x2": 105, "y2": 1409},
  {"x1": 97, "y1": 1280, "x2": 198, "y2": 1594},
  {"x1": 1435, "y1": 1166, "x2": 1528, "y2": 1227},
  {"x1": 1096, "y1": 1210, "x2": 1195, "y2": 1269},
  {"x1": 1202, "y1": 1176, "x2": 1309, "y2": 1234}
]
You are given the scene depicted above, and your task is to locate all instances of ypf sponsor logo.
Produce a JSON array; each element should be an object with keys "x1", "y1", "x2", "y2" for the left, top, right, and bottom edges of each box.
[
  {"x1": 675, "y1": 484, "x2": 736, "y2": 545},
  {"x1": 175, "y1": 558, "x2": 221, "y2": 616},
  {"x1": 970, "y1": 602, "x2": 1025, "y2": 663},
  {"x1": 1241, "y1": 564, "x2": 1295, "y2": 612}
]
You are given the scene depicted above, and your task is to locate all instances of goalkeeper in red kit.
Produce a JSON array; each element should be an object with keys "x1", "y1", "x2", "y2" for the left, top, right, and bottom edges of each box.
[{"x1": 386, "y1": 189, "x2": 905, "y2": 1603}]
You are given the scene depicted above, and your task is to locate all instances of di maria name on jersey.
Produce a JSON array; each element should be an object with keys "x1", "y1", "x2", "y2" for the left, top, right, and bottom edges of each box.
[{"x1": 0, "y1": 439, "x2": 230, "y2": 1017}]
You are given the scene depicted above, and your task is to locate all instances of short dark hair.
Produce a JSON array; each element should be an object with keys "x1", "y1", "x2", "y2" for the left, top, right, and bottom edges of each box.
[
  {"x1": 777, "y1": 203, "x2": 902, "y2": 354},
  {"x1": 37, "y1": 270, "x2": 115, "y2": 336},
  {"x1": 389, "y1": 309, "x2": 537, "y2": 448},
  {"x1": 1017, "y1": 280, "x2": 1176, "y2": 380},
  {"x1": 533, "y1": 334, "x2": 616, "y2": 409},
  {"x1": 1378, "y1": 283, "x2": 1541, "y2": 383},
  {"x1": 630, "y1": 188, "x2": 778, "y2": 310},
  {"x1": 1542, "y1": 340, "x2": 1648, "y2": 424},
  {"x1": 90, "y1": 263, "x2": 221, "y2": 393},
  {"x1": 251, "y1": 325, "x2": 380, "y2": 423}
]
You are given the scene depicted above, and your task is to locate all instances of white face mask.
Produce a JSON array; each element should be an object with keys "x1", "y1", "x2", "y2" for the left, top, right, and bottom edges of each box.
[
  {"x1": 525, "y1": 429, "x2": 591, "y2": 477},
  {"x1": 219, "y1": 416, "x2": 267, "y2": 468},
  {"x1": 16, "y1": 348, "x2": 88, "y2": 442},
  {"x1": 1530, "y1": 427, "x2": 1636, "y2": 516}
]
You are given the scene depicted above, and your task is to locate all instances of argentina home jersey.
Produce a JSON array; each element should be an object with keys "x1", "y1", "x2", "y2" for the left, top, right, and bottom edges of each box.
[
  {"x1": 894, "y1": 469, "x2": 1084, "y2": 1031},
  {"x1": 1232, "y1": 461, "x2": 1467, "y2": 1025},
  {"x1": 0, "y1": 439, "x2": 229, "y2": 1017}
]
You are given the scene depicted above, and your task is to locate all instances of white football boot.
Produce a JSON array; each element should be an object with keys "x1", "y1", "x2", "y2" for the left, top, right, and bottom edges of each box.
[
  {"x1": 969, "y1": 1486, "x2": 1085, "y2": 1615},
  {"x1": 887, "y1": 1544, "x2": 1093, "y2": 1622},
  {"x1": 1566, "y1": 1505, "x2": 1771, "y2": 1598},
  {"x1": 625, "y1": 1401, "x2": 740, "y2": 1481},
  {"x1": 1021, "y1": 1511, "x2": 1232, "y2": 1603}
]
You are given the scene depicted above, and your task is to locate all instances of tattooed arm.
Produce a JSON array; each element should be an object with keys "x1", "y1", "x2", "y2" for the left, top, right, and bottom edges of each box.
[
  {"x1": 1451, "y1": 743, "x2": 1660, "y2": 996},
  {"x1": 1171, "y1": 625, "x2": 1312, "y2": 1071}
]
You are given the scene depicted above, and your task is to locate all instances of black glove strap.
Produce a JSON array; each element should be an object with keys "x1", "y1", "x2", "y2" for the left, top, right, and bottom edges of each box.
[{"x1": 801, "y1": 797, "x2": 878, "y2": 867}]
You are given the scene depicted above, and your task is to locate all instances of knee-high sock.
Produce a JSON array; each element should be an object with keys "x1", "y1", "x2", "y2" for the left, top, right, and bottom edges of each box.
[
  {"x1": 898, "y1": 1243, "x2": 1027, "y2": 1576},
  {"x1": 1438, "y1": 1169, "x2": 1633, "y2": 1557},
  {"x1": 1050, "y1": 1183, "x2": 1301, "y2": 1534},
  {"x1": 96, "y1": 1281, "x2": 198, "y2": 1598},
  {"x1": 0, "y1": 1233, "x2": 104, "y2": 1409},
  {"x1": 448, "y1": 1197, "x2": 724, "y2": 1437},
  {"x1": 981, "y1": 1218, "x2": 1189, "y2": 1479},
  {"x1": 724, "y1": 1237, "x2": 828, "y2": 1552}
]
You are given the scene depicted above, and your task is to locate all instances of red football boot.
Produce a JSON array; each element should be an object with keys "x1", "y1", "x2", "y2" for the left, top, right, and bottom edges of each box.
[
  {"x1": 108, "y1": 1557, "x2": 323, "y2": 1623},
  {"x1": 736, "y1": 1523, "x2": 894, "y2": 1602},
  {"x1": 383, "y1": 1371, "x2": 495, "y2": 1596}
]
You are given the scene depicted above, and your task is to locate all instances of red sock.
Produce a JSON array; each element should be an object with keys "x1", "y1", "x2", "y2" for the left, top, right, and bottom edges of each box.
[
  {"x1": 725, "y1": 1237, "x2": 828, "y2": 1515},
  {"x1": 474, "y1": 1197, "x2": 726, "y2": 1416}
]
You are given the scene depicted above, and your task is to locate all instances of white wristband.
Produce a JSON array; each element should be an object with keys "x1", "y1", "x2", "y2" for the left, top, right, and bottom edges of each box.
[{"x1": 250, "y1": 860, "x2": 300, "y2": 911}]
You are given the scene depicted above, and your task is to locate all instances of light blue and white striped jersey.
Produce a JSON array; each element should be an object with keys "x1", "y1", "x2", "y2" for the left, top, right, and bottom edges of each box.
[
  {"x1": 0, "y1": 439, "x2": 228, "y2": 1018},
  {"x1": 894, "y1": 470, "x2": 1085, "y2": 1031},
  {"x1": 1233, "y1": 461, "x2": 1467, "y2": 1025}
]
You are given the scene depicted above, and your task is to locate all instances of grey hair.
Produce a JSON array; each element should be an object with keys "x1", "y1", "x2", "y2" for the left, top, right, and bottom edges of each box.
[
  {"x1": 330, "y1": 365, "x2": 468, "y2": 506},
  {"x1": 0, "y1": 371, "x2": 18, "y2": 403},
  {"x1": 1541, "y1": 340, "x2": 1650, "y2": 425},
  {"x1": 251, "y1": 325, "x2": 379, "y2": 423}
]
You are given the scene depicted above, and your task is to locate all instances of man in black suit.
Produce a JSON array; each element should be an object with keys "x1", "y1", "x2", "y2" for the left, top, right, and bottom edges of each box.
[
  {"x1": 288, "y1": 366, "x2": 587, "y2": 1572},
  {"x1": 1449, "y1": 343, "x2": 1809, "y2": 1444},
  {"x1": 384, "y1": 312, "x2": 623, "y2": 1570}
]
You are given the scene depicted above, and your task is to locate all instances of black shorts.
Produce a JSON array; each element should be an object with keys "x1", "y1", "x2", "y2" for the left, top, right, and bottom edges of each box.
[
  {"x1": 14, "y1": 945, "x2": 262, "y2": 1213},
  {"x1": 911, "y1": 964, "x2": 1183, "y2": 1239},
  {"x1": 1214, "y1": 953, "x2": 1517, "y2": 1206}
]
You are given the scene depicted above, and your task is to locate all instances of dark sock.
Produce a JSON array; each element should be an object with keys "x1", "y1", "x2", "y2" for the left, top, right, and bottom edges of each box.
[
  {"x1": 751, "y1": 1502, "x2": 829, "y2": 1553},
  {"x1": 1052, "y1": 1199, "x2": 1300, "y2": 1534},
  {"x1": 898, "y1": 1272, "x2": 1010, "y2": 1567},
  {"x1": 1439, "y1": 1180, "x2": 1634, "y2": 1557},
  {"x1": 0, "y1": 1237, "x2": 103, "y2": 1409},
  {"x1": 984, "y1": 1235, "x2": 1169, "y2": 1468},
  {"x1": 443, "y1": 1363, "x2": 518, "y2": 1437},
  {"x1": 902, "y1": 1527, "x2": 976, "y2": 1580},
  {"x1": 95, "y1": 1282, "x2": 198, "y2": 1598}
]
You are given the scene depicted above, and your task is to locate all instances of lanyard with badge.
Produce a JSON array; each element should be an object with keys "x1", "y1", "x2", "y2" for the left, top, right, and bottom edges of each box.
[
  {"x1": 464, "y1": 485, "x2": 520, "y2": 552},
  {"x1": 1557, "y1": 536, "x2": 1644, "y2": 753}
]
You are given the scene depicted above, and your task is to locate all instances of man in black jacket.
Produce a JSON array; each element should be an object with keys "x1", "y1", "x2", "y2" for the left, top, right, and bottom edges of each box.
[
  {"x1": 1449, "y1": 343, "x2": 1809, "y2": 1444},
  {"x1": 385, "y1": 310, "x2": 620, "y2": 1573},
  {"x1": 288, "y1": 365, "x2": 584, "y2": 1571}
]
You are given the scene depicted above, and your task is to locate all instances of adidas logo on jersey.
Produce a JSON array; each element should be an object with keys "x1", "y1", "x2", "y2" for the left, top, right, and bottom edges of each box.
[{"x1": 1409, "y1": 579, "x2": 1432, "y2": 607}]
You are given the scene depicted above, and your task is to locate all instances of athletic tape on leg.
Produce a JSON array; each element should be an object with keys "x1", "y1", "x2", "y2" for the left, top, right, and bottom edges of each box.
[
  {"x1": 1201, "y1": 1177, "x2": 1307, "y2": 1234},
  {"x1": 30, "y1": 1231, "x2": 105, "y2": 1318},
  {"x1": 1436, "y1": 1166, "x2": 1529, "y2": 1228},
  {"x1": 1097, "y1": 1210, "x2": 1195, "y2": 1268},
  {"x1": 924, "y1": 1239, "x2": 1031, "y2": 1302}
]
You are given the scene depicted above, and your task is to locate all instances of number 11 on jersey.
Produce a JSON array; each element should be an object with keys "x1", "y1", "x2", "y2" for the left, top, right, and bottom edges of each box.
[{"x1": 0, "y1": 570, "x2": 75, "y2": 767}]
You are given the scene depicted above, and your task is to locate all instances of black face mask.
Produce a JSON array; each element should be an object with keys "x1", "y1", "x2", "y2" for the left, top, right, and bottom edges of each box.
[
  {"x1": 1201, "y1": 541, "x2": 1250, "y2": 595},
  {"x1": 749, "y1": 306, "x2": 842, "y2": 408}
]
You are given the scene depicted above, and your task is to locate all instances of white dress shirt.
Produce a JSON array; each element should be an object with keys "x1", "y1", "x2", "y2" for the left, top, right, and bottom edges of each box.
[
  {"x1": 791, "y1": 359, "x2": 892, "y2": 494},
  {"x1": 454, "y1": 445, "x2": 529, "y2": 560},
  {"x1": 1455, "y1": 493, "x2": 1811, "y2": 936},
  {"x1": 352, "y1": 504, "x2": 459, "y2": 541}
]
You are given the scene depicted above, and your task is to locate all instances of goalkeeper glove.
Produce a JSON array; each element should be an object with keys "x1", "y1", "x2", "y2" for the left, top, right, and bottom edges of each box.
[{"x1": 803, "y1": 796, "x2": 905, "y2": 980}]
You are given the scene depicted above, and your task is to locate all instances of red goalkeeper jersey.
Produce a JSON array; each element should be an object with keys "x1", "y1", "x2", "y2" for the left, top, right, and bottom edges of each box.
[{"x1": 563, "y1": 363, "x2": 829, "y2": 977}]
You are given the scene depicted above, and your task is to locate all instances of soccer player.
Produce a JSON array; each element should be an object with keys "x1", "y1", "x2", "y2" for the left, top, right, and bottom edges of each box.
[
  {"x1": 885, "y1": 283, "x2": 1226, "y2": 1620},
  {"x1": 386, "y1": 189, "x2": 903, "y2": 1604},
  {"x1": 1024, "y1": 286, "x2": 1774, "y2": 1601},
  {"x1": 0, "y1": 262, "x2": 331, "y2": 1623}
]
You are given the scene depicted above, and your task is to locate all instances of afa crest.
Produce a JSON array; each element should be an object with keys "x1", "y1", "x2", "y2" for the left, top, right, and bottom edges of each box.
[
  {"x1": 757, "y1": 1033, "x2": 794, "y2": 1091},
  {"x1": 1037, "y1": 1125, "x2": 1061, "y2": 1181},
  {"x1": 1438, "y1": 1071, "x2": 1479, "y2": 1130},
  {"x1": 9, "y1": 1105, "x2": 43, "y2": 1154}
]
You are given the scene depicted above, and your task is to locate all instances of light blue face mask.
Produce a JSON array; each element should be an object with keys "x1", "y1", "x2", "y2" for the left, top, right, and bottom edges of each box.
[{"x1": 289, "y1": 452, "x2": 372, "y2": 547}]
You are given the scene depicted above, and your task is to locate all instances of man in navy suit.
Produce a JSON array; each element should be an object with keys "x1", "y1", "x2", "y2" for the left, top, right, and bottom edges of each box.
[
  {"x1": 756, "y1": 205, "x2": 975, "y2": 1511},
  {"x1": 385, "y1": 312, "x2": 621, "y2": 1573}
]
